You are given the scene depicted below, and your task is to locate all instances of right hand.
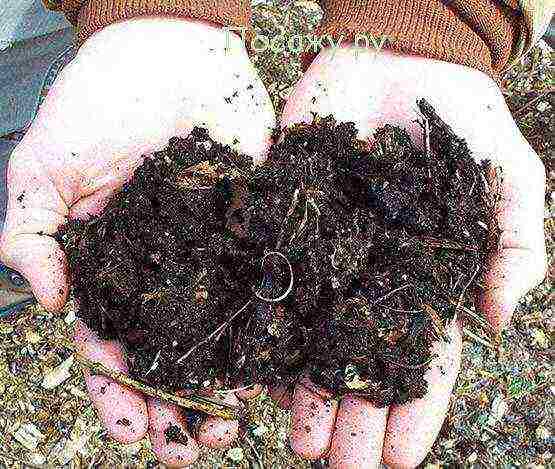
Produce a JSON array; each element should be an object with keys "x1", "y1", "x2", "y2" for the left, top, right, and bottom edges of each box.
[{"x1": 0, "y1": 18, "x2": 275, "y2": 466}]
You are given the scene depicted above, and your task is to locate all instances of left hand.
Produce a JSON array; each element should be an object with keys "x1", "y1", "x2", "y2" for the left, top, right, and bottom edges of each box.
[{"x1": 275, "y1": 46, "x2": 546, "y2": 468}]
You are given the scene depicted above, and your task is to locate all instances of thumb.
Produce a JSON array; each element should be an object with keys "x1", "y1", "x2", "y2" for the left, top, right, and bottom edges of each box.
[
  {"x1": 479, "y1": 247, "x2": 546, "y2": 333},
  {"x1": 477, "y1": 147, "x2": 546, "y2": 333},
  {"x1": 0, "y1": 151, "x2": 69, "y2": 312},
  {"x1": 0, "y1": 233, "x2": 68, "y2": 312}
]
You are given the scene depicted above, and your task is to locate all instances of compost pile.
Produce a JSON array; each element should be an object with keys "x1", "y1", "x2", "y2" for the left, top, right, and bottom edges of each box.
[{"x1": 58, "y1": 100, "x2": 499, "y2": 407}]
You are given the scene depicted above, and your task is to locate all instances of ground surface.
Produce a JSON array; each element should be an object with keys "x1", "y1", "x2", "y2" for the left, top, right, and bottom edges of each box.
[{"x1": 0, "y1": 1, "x2": 553, "y2": 468}]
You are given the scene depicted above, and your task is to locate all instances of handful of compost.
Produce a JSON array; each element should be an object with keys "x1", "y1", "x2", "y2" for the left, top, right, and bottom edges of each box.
[{"x1": 59, "y1": 100, "x2": 499, "y2": 407}]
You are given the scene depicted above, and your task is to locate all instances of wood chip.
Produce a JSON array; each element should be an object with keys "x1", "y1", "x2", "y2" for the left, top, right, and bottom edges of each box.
[
  {"x1": 226, "y1": 447, "x2": 244, "y2": 463},
  {"x1": 0, "y1": 323, "x2": 14, "y2": 334},
  {"x1": 27, "y1": 452, "x2": 46, "y2": 465},
  {"x1": 488, "y1": 395, "x2": 508, "y2": 425},
  {"x1": 11, "y1": 423, "x2": 45, "y2": 451},
  {"x1": 64, "y1": 309, "x2": 76, "y2": 324},
  {"x1": 42, "y1": 355, "x2": 74, "y2": 389},
  {"x1": 25, "y1": 330, "x2": 41, "y2": 344},
  {"x1": 55, "y1": 416, "x2": 97, "y2": 465}
]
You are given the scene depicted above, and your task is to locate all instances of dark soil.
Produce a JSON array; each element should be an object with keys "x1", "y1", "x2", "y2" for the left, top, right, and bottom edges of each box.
[
  {"x1": 165, "y1": 425, "x2": 189, "y2": 445},
  {"x1": 58, "y1": 100, "x2": 499, "y2": 407}
]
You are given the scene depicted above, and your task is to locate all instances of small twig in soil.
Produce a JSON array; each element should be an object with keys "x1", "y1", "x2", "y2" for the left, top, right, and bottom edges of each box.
[
  {"x1": 308, "y1": 196, "x2": 321, "y2": 237},
  {"x1": 121, "y1": 233, "x2": 139, "y2": 253},
  {"x1": 383, "y1": 306, "x2": 423, "y2": 314},
  {"x1": 422, "y1": 303, "x2": 448, "y2": 341},
  {"x1": 513, "y1": 89, "x2": 553, "y2": 116},
  {"x1": 382, "y1": 354, "x2": 435, "y2": 370},
  {"x1": 215, "y1": 383, "x2": 256, "y2": 398},
  {"x1": 450, "y1": 300, "x2": 495, "y2": 334},
  {"x1": 96, "y1": 261, "x2": 123, "y2": 279},
  {"x1": 369, "y1": 284, "x2": 412, "y2": 307},
  {"x1": 57, "y1": 340, "x2": 241, "y2": 420},
  {"x1": 462, "y1": 327, "x2": 496, "y2": 350},
  {"x1": 419, "y1": 104, "x2": 433, "y2": 184},
  {"x1": 276, "y1": 186, "x2": 301, "y2": 249},
  {"x1": 424, "y1": 117, "x2": 431, "y2": 158},
  {"x1": 177, "y1": 300, "x2": 253, "y2": 365},
  {"x1": 290, "y1": 197, "x2": 309, "y2": 244},
  {"x1": 419, "y1": 237, "x2": 479, "y2": 252},
  {"x1": 454, "y1": 262, "x2": 481, "y2": 315},
  {"x1": 144, "y1": 349, "x2": 162, "y2": 377},
  {"x1": 468, "y1": 171, "x2": 477, "y2": 197},
  {"x1": 255, "y1": 251, "x2": 294, "y2": 303},
  {"x1": 244, "y1": 433, "x2": 265, "y2": 469}
]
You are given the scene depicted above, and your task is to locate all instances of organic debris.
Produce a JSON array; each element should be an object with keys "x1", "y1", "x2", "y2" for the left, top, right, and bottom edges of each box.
[
  {"x1": 11, "y1": 423, "x2": 45, "y2": 451},
  {"x1": 41, "y1": 355, "x2": 74, "y2": 390}
]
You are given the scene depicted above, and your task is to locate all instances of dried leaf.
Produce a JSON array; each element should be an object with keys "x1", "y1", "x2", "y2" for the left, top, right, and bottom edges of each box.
[
  {"x1": 344, "y1": 364, "x2": 370, "y2": 390},
  {"x1": 55, "y1": 416, "x2": 97, "y2": 465}
]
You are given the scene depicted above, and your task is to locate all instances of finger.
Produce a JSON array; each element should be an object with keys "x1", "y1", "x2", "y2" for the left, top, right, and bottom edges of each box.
[
  {"x1": 68, "y1": 153, "x2": 149, "y2": 221},
  {"x1": 269, "y1": 384, "x2": 293, "y2": 409},
  {"x1": 479, "y1": 158, "x2": 546, "y2": 331},
  {"x1": 290, "y1": 377, "x2": 339, "y2": 460},
  {"x1": 383, "y1": 321, "x2": 462, "y2": 468},
  {"x1": 328, "y1": 396, "x2": 387, "y2": 469},
  {"x1": 69, "y1": 188, "x2": 115, "y2": 221},
  {"x1": 74, "y1": 320, "x2": 148, "y2": 444},
  {"x1": 197, "y1": 392, "x2": 239, "y2": 449},
  {"x1": 193, "y1": 380, "x2": 257, "y2": 449},
  {"x1": 147, "y1": 398, "x2": 199, "y2": 467}
]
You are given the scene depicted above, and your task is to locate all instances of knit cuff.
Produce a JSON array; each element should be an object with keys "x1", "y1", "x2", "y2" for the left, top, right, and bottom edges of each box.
[
  {"x1": 309, "y1": 0, "x2": 519, "y2": 77},
  {"x1": 46, "y1": 0, "x2": 251, "y2": 45}
]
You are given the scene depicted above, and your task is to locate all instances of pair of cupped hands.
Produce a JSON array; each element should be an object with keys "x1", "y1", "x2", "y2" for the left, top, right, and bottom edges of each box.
[{"x1": 0, "y1": 18, "x2": 546, "y2": 469}]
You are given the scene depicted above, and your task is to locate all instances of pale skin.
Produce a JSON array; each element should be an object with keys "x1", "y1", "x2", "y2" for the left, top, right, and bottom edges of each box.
[{"x1": 0, "y1": 18, "x2": 546, "y2": 469}]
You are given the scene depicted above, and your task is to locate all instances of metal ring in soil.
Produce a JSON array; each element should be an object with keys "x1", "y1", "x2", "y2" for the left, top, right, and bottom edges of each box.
[{"x1": 254, "y1": 251, "x2": 294, "y2": 303}]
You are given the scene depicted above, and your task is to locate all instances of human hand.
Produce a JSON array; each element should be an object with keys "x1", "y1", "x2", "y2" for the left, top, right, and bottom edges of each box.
[
  {"x1": 0, "y1": 18, "x2": 274, "y2": 467},
  {"x1": 276, "y1": 46, "x2": 546, "y2": 468}
]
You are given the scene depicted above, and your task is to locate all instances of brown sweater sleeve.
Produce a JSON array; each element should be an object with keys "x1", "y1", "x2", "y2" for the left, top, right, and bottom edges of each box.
[
  {"x1": 44, "y1": 0, "x2": 250, "y2": 45},
  {"x1": 313, "y1": 0, "x2": 521, "y2": 77}
]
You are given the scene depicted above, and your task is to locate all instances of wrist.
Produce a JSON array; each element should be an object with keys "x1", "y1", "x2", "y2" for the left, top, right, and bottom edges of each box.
[{"x1": 76, "y1": 17, "x2": 248, "y2": 65}]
